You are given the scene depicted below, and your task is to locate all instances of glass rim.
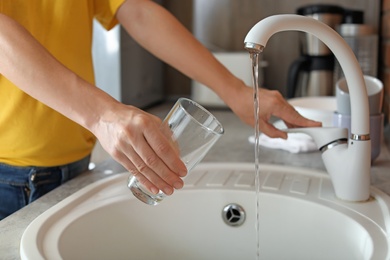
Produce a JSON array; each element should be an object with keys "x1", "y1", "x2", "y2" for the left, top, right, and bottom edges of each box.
[{"x1": 177, "y1": 97, "x2": 224, "y2": 135}]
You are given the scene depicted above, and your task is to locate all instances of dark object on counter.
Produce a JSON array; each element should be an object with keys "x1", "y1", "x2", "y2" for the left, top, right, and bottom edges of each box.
[
  {"x1": 342, "y1": 9, "x2": 364, "y2": 24},
  {"x1": 287, "y1": 4, "x2": 344, "y2": 98}
]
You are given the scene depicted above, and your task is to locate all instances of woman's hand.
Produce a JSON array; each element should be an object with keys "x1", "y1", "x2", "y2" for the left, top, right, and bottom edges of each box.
[
  {"x1": 257, "y1": 88, "x2": 322, "y2": 139},
  {"x1": 92, "y1": 104, "x2": 187, "y2": 195},
  {"x1": 225, "y1": 83, "x2": 322, "y2": 139}
]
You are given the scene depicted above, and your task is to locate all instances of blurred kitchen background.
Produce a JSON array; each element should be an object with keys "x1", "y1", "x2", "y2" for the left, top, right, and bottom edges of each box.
[{"x1": 92, "y1": 0, "x2": 390, "y2": 122}]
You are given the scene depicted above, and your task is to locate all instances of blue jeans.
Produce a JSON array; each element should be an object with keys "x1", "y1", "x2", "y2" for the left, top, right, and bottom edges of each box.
[{"x1": 0, "y1": 156, "x2": 90, "y2": 220}]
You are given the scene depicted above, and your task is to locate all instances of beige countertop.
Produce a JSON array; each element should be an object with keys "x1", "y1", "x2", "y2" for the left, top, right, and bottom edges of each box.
[{"x1": 1, "y1": 103, "x2": 390, "y2": 259}]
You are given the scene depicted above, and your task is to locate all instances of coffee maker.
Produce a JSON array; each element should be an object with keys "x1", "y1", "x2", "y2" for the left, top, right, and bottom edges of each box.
[{"x1": 287, "y1": 4, "x2": 344, "y2": 98}]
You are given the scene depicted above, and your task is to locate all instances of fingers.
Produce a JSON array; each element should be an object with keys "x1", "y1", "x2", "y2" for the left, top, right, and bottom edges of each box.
[
  {"x1": 143, "y1": 126, "x2": 187, "y2": 177},
  {"x1": 259, "y1": 89, "x2": 322, "y2": 128},
  {"x1": 95, "y1": 107, "x2": 186, "y2": 196},
  {"x1": 255, "y1": 89, "x2": 322, "y2": 139},
  {"x1": 283, "y1": 118, "x2": 322, "y2": 129},
  {"x1": 112, "y1": 151, "x2": 160, "y2": 195},
  {"x1": 125, "y1": 123, "x2": 186, "y2": 195},
  {"x1": 259, "y1": 119, "x2": 288, "y2": 139},
  {"x1": 114, "y1": 141, "x2": 184, "y2": 196},
  {"x1": 133, "y1": 131, "x2": 186, "y2": 194},
  {"x1": 278, "y1": 107, "x2": 322, "y2": 128}
]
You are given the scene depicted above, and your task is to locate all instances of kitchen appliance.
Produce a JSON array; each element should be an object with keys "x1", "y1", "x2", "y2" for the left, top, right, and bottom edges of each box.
[
  {"x1": 334, "y1": 9, "x2": 378, "y2": 81},
  {"x1": 287, "y1": 4, "x2": 344, "y2": 98}
]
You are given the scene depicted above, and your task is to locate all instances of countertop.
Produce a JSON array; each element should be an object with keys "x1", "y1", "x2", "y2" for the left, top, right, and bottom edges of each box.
[{"x1": 1, "y1": 103, "x2": 390, "y2": 259}]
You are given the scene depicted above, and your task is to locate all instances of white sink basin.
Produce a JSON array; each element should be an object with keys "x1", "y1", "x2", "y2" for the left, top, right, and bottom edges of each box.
[{"x1": 20, "y1": 163, "x2": 390, "y2": 260}]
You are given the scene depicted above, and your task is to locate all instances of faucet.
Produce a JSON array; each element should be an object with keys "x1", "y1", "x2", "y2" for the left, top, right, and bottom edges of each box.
[{"x1": 244, "y1": 14, "x2": 371, "y2": 202}]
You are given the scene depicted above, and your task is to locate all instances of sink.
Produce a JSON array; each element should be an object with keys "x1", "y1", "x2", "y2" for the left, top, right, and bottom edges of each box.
[{"x1": 20, "y1": 163, "x2": 390, "y2": 260}]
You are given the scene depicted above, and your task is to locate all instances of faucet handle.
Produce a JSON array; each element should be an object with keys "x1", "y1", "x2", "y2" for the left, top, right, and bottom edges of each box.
[{"x1": 284, "y1": 127, "x2": 348, "y2": 151}]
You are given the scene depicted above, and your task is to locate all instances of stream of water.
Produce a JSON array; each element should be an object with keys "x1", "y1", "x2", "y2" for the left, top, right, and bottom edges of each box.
[{"x1": 250, "y1": 52, "x2": 261, "y2": 260}]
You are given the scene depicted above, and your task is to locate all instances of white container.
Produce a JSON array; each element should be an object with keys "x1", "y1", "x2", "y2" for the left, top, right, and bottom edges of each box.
[
  {"x1": 335, "y1": 75, "x2": 383, "y2": 115},
  {"x1": 288, "y1": 96, "x2": 336, "y2": 127},
  {"x1": 191, "y1": 52, "x2": 265, "y2": 107}
]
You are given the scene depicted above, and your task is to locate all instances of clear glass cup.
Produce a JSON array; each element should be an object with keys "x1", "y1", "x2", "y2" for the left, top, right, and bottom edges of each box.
[{"x1": 127, "y1": 98, "x2": 224, "y2": 205}]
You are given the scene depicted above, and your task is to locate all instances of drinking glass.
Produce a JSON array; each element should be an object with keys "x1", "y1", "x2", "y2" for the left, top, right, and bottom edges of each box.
[{"x1": 128, "y1": 98, "x2": 224, "y2": 205}]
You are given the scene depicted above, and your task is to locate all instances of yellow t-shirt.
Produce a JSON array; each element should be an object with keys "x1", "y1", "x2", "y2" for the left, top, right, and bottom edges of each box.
[{"x1": 0, "y1": 0, "x2": 125, "y2": 166}]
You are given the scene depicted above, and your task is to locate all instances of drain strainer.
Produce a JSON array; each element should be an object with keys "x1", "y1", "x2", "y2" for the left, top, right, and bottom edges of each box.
[{"x1": 222, "y1": 203, "x2": 246, "y2": 227}]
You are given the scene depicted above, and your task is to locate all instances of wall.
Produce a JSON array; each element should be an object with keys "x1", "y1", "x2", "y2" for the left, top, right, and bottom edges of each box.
[
  {"x1": 162, "y1": 0, "x2": 193, "y2": 98},
  {"x1": 163, "y1": 0, "x2": 381, "y2": 98},
  {"x1": 382, "y1": 0, "x2": 390, "y2": 124}
]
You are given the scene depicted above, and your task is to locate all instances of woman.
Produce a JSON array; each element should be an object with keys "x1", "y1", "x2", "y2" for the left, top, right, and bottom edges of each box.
[{"x1": 0, "y1": 0, "x2": 320, "y2": 219}]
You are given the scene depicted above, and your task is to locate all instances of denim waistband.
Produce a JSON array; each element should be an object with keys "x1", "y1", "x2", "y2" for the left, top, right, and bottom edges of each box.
[{"x1": 0, "y1": 155, "x2": 91, "y2": 186}]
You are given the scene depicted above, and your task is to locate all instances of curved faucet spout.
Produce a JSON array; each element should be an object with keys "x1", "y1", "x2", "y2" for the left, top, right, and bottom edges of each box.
[
  {"x1": 244, "y1": 14, "x2": 369, "y2": 135},
  {"x1": 245, "y1": 14, "x2": 371, "y2": 201}
]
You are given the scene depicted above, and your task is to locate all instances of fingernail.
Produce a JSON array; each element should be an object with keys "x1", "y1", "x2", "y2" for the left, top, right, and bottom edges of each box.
[
  {"x1": 151, "y1": 187, "x2": 159, "y2": 194},
  {"x1": 174, "y1": 181, "x2": 183, "y2": 190},
  {"x1": 163, "y1": 187, "x2": 173, "y2": 195},
  {"x1": 180, "y1": 170, "x2": 188, "y2": 177}
]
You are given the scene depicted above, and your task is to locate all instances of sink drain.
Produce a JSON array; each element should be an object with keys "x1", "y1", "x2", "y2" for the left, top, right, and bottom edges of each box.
[{"x1": 222, "y1": 204, "x2": 246, "y2": 227}]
